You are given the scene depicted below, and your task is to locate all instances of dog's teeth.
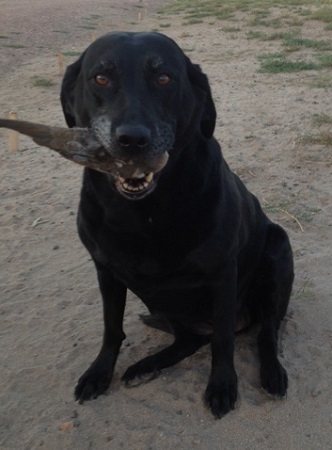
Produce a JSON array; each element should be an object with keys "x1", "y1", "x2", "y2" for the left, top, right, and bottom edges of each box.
[
  {"x1": 118, "y1": 171, "x2": 154, "y2": 194},
  {"x1": 115, "y1": 161, "x2": 123, "y2": 168},
  {"x1": 131, "y1": 169, "x2": 146, "y2": 179},
  {"x1": 146, "y1": 172, "x2": 153, "y2": 182}
]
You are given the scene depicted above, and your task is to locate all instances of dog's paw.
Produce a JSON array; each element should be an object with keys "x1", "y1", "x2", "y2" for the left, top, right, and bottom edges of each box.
[
  {"x1": 121, "y1": 359, "x2": 160, "y2": 386},
  {"x1": 204, "y1": 376, "x2": 238, "y2": 419},
  {"x1": 74, "y1": 364, "x2": 112, "y2": 404},
  {"x1": 261, "y1": 360, "x2": 288, "y2": 398}
]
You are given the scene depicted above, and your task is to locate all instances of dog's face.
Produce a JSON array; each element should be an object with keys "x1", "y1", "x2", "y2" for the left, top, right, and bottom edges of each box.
[{"x1": 61, "y1": 32, "x2": 216, "y2": 199}]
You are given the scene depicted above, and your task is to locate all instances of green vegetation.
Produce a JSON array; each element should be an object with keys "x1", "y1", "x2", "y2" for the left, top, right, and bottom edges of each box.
[
  {"x1": 3, "y1": 44, "x2": 26, "y2": 49},
  {"x1": 247, "y1": 30, "x2": 300, "y2": 41},
  {"x1": 31, "y1": 76, "x2": 56, "y2": 88},
  {"x1": 79, "y1": 13, "x2": 102, "y2": 30},
  {"x1": 311, "y1": 6, "x2": 332, "y2": 27},
  {"x1": 159, "y1": 0, "x2": 332, "y2": 42},
  {"x1": 283, "y1": 37, "x2": 332, "y2": 51},
  {"x1": 62, "y1": 51, "x2": 82, "y2": 57},
  {"x1": 258, "y1": 53, "x2": 319, "y2": 73},
  {"x1": 52, "y1": 30, "x2": 69, "y2": 34},
  {"x1": 223, "y1": 26, "x2": 241, "y2": 32},
  {"x1": 294, "y1": 278, "x2": 315, "y2": 300},
  {"x1": 249, "y1": 15, "x2": 282, "y2": 28},
  {"x1": 79, "y1": 24, "x2": 97, "y2": 30},
  {"x1": 309, "y1": 74, "x2": 332, "y2": 88},
  {"x1": 312, "y1": 113, "x2": 332, "y2": 126},
  {"x1": 298, "y1": 132, "x2": 332, "y2": 146},
  {"x1": 162, "y1": 0, "x2": 332, "y2": 22},
  {"x1": 318, "y1": 54, "x2": 332, "y2": 68}
]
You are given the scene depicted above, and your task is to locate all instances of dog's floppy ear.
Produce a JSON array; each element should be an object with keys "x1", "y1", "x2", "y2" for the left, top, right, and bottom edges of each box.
[
  {"x1": 60, "y1": 52, "x2": 85, "y2": 128},
  {"x1": 186, "y1": 57, "x2": 216, "y2": 139}
]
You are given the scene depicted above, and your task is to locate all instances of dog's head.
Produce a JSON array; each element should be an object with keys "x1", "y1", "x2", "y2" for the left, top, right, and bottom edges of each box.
[{"x1": 61, "y1": 32, "x2": 216, "y2": 200}]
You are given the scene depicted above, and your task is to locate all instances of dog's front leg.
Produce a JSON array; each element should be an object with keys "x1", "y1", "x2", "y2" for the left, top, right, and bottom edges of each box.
[
  {"x1": 205, "y1": 260, "x2": 238, "y2": 418},
  {"x1": 75, "y1": 265, "x2": 127, "y2": 403}
]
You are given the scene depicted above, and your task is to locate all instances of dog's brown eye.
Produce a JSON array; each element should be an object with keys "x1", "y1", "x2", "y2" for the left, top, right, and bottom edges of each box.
[
  {"x1": 95, "y1": 74, "x2": 110, "y2": 87},
  {"x1": 156, "y1": 74, "x2": 171, "y2": 86}
]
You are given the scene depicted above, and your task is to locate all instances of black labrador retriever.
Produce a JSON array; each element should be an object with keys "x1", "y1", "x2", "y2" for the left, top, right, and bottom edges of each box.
[{"x1": 60, "y1": 32, "x2": 294, "y2": 418}]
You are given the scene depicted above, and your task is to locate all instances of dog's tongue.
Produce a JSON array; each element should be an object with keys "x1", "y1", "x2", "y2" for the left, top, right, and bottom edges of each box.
[{"x1": 0, "y1": 118, "x2": 169, "y2": 177}]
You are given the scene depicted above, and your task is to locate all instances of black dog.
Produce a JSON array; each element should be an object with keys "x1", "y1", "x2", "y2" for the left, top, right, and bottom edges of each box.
[{"x1": 60, "y1": 32, "x2": 294, "y2": 418}]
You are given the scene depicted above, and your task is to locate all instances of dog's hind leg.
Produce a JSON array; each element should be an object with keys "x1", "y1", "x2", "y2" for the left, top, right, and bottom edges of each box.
[
  {"x1": 122, "y1": 322, "x2": 210, "y2": 384},
  {"x1": 139, "y1": 313, "x2": 173, "y2": 334},
  {"x1": 255, "y1": 223, "x2": 294, "y2": 398}
]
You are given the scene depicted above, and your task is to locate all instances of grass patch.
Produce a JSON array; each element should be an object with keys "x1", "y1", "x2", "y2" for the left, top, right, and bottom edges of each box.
[
  {"x1": 262, "y1": 198, "x2": 318, "y2": 223},
  {"x1": 317, "y1": 54, "x2": 332, "y2": 68},
  {"x1": 294, "y1": 208, "x2": 319, "y2": 224},
  {"x1": 163, "y1": 0, "x2": 332, "y2": 17},
  {"x1": 266, "y1": 30, "x2": 300, "y2": 41},
  {"x1": 79, "y1": 24, "x2": 97, "y2": 30},
  {"x1": 286, "y1": 18, "x2": 304, "y2": 26},
  {"x1": 88, "y1": 14, "x2": 102, "y2": 19},
  {"x1": 298, "y1": 131, "x2": 332, "y2": 146},
  {"x1": 263, "y1": 199, "x2": 292, "y2": 215},
  {"x1": 183, "y1": 18, "x2": 205, "y2": 25},
  {"x1": 263, "y1": 198, "x2": 319, "y2": 230},
  {"x1": 163, "y1": 0, "x2": 247, "y2": 21},
  {"x1": 249, "y1": 15, "x2": 283, "y2": 28},
  {"x1": 248, "y1": 30, "x2": 301, "y2": 42},
  {"x1": 312, "y1": 113, "x2": 332, "y2": 126},
  {"x1": 3, "y1": 44, "x2": 26, "y2": 49},
  {"x1": 215, "y1": 10, "x2": 235, "y2": 20},
  {"x1": 309, "y1": 74, "x2": 332, "y2": 88},
  {"x1": 183, "y1": 7, "x2": 235, "y2": 22},
  {"x1": 181, "y1": 47, "x2": 196, "y2": 53},
  {"x1": 159, "y1": 0, "x2": 332, "y2": 37},
  {"x1": 223, "y1": 26, "x2": 241, "y2": 32},
  {"x1": 306, "y1": 113, "x2": 332, "y2": 148},
  {"x1": 283, "y1": 37, "x2": 332, "y2": 51},
  {"x1": 258, "y1": 53, "x2": 319, "y2": 73},
  {"x1": 294, "y1": 279, "x2": 315, "y2": 300},
  {"x1": 62, "y1": 51, "x2": 82, "y2": 57},
  {"x1": 247, "y1": 30, "x2": 265, "y2": 39},
  {"x1": 311, "y1": 6, "x2": 332, "y2": 24},
  {"x1": 31, "y1": 76, "x2": 55, "y2": 88},
  {"x1": 79, "y1": 14, "x2": 101, "y2": 31},
  {"x1": 297, "y1": 8, "x2": 312, "y2": 17}
]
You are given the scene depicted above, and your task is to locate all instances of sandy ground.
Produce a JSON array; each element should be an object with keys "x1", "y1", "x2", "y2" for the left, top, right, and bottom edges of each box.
[{"x1": 1, "y1": 1, "x2": 332, "y2": 449}]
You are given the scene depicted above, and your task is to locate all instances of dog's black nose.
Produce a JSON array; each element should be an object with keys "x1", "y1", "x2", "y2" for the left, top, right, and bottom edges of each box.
[{"x1": 115, "y1": 125, "x2": 151, "y2": 150}]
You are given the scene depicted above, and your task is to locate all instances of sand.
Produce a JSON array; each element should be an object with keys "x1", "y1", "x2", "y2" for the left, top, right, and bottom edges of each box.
[{"x1": 0, "y1": 1, "x2": 331, "y2": 449}]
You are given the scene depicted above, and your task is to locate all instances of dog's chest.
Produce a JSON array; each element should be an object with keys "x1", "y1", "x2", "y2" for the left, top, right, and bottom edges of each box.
[{"x1": 97, "y1": 211, "x2": 209, "y2": 290}]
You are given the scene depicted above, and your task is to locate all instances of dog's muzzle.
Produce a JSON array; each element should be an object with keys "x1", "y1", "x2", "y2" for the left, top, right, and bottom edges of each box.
[{"x1": 92, "y1": 117, "x2": 174, "y2": 199}]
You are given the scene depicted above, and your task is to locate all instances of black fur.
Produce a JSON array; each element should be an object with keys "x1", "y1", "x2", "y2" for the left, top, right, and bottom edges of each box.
[{"x1": 60, "y1": 32, "x2": 294, "y2": 418}]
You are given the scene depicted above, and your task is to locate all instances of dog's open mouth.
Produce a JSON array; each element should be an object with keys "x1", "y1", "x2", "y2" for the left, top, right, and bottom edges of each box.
[{"x1": 115, "y1": 172, "x2": 155, "y2": 199}]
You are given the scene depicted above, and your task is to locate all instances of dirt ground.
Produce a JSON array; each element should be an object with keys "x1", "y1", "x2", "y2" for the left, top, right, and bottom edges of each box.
[{"x1": 0, "y1": 1, "x2": 331, "y2": 449}]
